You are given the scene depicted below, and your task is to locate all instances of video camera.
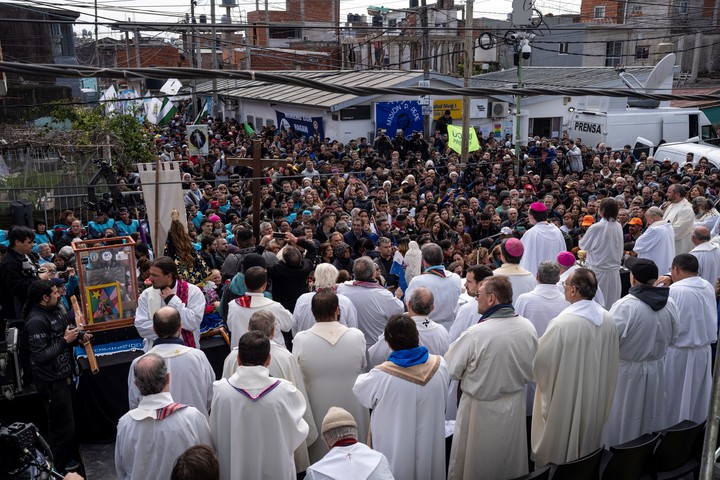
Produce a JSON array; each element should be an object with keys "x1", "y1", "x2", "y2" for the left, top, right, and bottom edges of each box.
[{"x1": 0, "y1": 423, "x2": 63, "y2": 479}]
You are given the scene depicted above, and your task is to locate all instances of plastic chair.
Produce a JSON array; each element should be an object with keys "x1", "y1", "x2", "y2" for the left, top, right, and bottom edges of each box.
[
  {"x1": 550, "y1": 447, "x2": 604, "y2": 480},
  {"x1": 652, "y1": 419, "x2": 705, "y2": 480},
  {"x1": 600, "y1": 433, "x2": 659, "y2": 480},
  {"x1": 509, "y1": 465, "x2": 551, "y2": 480}
]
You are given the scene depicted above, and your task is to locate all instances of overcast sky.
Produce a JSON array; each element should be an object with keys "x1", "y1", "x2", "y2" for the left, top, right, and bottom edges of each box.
[{"x1": 13, "y1": 0, "x2": 580, "y2": 38}]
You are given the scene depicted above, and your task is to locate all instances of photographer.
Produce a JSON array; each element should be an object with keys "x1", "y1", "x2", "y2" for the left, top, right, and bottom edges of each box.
[
  {"x1": 24, "y1": 280, "x2": 89, "y2": 473},
  {"x1": 372, "y1": 129, "x2": 393, "y2": 160}
]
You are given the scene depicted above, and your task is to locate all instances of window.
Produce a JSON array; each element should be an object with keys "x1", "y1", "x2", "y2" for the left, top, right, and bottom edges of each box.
[
  {"x1": 268, "y1": 27, "x2": 300, "y2": 39},
  {"x1": 559, "y1": 42, "x2": 569, "y2": 54},
  {"x1": 594, "y1": 5, "x2": 606, "y2": 18},
  {"x1": 632, "y1": 5, "x2": 642, "y2": 13},
  {"x1": 635, "y1": 46, "x2": 649, "y2": 59},
  {"x1": 605, "y1": 41, "x2": 623, "y2": 67},
  {"x1": 246, "y1": 115, "x2": 254, "y2": 128},
  {"x1": 678, "y1": 1, "x2": 688, "y2": 14}
]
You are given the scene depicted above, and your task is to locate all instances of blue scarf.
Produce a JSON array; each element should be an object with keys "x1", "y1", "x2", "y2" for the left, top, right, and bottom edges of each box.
[{"x1": 388, "y1": 346, "x2": 429, "y2": 368}]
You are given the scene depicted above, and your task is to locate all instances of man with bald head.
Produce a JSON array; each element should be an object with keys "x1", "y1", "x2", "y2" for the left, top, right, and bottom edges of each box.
[
  {"x1": 404, "y1": 243, "x2": 462, "y2": 331},
  {"x1": 367, "y1": 286, "x2": 449, "y2": 368},
  {"x1": 128, "y1": 306, "x2": 215, "y2": 417},
  {"x1": 633, "y1": 206, "x2": 676, "y2": 276},
  {"x1": 663, "y1": 184, "x2": 695, "y2": 254},
  {"x1": 116, "y1": 354, "x2": 213, "y2": 480},
  {"x1": 689, "y1": 225, "x2": 720, "y2": 287}
]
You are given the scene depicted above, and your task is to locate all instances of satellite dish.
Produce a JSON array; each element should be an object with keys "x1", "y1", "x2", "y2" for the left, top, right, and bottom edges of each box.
[{"x1": 644, "y1": 53, "x2": 675, "y2": 93}]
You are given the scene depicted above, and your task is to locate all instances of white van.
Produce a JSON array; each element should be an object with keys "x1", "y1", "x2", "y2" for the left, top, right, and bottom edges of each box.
[{"x1": 652, "y1": 142, "x2": 720, "y2": 169}]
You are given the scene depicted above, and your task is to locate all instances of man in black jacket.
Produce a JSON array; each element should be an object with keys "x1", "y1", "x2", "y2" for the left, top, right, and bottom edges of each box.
[
  {"x1": 0, "y1": 226, "x2": 48, "y2": 323},
  {"x1": 25, "y1": 280, "x2": 84, "y2": 472}
]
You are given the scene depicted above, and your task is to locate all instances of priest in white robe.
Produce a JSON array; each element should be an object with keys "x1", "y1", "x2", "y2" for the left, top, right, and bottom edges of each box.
[
  {"x1": 579, "y1": 198, "x2": 624, "y2": 309},
  {"x1": 556, "y1": 252, "x2": 606, "y2": 306},
  {"x1": 519, "y1": 202, "x2": 567, "y2": 276},
  {"x1": 306, "y1": 407, "x2": 394, "y2": 480},
  {"x1": 689, "y1": 225, "x2": 720, "y2": 286},
  {"x1": 493, "y1": 238, "x2": 537, "y2": 303},
  {"x1": 403, "y1": 243, "x2": 462, "y2": 331},
  {"x1": 665, "y1": 253, "x2": 718, "y2": 424},
  {"x1": 115, "y1": 354, "x2": 213, "y2": 480},
  {"x1": 663, "y1": 184, "x2": 695, "y2": 255},
  {"x1": 448, "y1": 265, "x2": 494, "y2": 344},
  {"x1": 604, "y1": 257, "x2": 679, "y2": 447},
  {"x1": 633, "y1": 207, "x2": 676, "y2": 276},
  {"x1": 445, "y1": 276, "x2": 538, "y2": 480},
  {"x1": 135, "y1": 256, "x2": 205, "y2": 351},
  {"x1": 222, "y1": 310, "x2": 318, "y2": 473},
  {"x1": 293, "y1": 289, "x2": 370, "y2": 463},
  {"x1": 226, "y1": 266, "x2": 293, "y2": 348},
  {"x1": 292, "y1": 264, "x2": 358, "y2": 335},
  {"x1": 337, "y1": 257, "x2": 404, "y2": 346},
  {"x1": 210, "y1": 331, "x2": 309, "y2": 480},
  {"x1": 354, "y1": 314, "x2": 449, "y2": 480},
  {"x1": 128, "y1": 307, "x2": 214, "y2": 418},
  {"x1": 368, "y1": 287, "x2": 449, "y2": 368},
  {"x1": 532, "y1": 268, "x2": 619, "y2": 466},
  {"x1": 515, "y1": 261, "x2": 569, "y2": 338}
]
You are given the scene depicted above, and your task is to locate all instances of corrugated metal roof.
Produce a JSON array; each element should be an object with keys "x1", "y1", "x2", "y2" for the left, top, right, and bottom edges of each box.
[
  {"x1": 198, "y1": 70, "x2": 429, "y2": 110},
  {"x1": 472, "y1": 66, "x2": 656, "y2": 89}
]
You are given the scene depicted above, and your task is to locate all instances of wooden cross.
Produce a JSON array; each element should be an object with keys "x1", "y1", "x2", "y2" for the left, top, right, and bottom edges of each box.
[{"x1": 225, "y1": 139, "x2": 284, "y2": 243}]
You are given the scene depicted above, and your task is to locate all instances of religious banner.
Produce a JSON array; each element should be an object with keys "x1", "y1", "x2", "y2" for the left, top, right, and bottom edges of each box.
[
  {"x1": 137, "y1": 161, "x2": 187, "y2": 252},
  {"x1": 447, "y1": 124, "x2": 481, "y2": 153},
  {"x1": 186, "y1": 125, "x2": 209, "y2": 156},
  {"x1": 375, "y1": 101, "x2": 424, "y2": 137},
  {"x1": 275, "y1": 111, "x2": 324, "y2": 139}
]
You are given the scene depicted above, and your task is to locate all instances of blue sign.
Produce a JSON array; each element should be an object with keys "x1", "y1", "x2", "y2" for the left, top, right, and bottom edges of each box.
[
  {"x1": 375, "y1": 101, "x2": 424, "y2": 137},
  {"x1": 275, "y1": 111, "x2": 324, "y2": 139}
]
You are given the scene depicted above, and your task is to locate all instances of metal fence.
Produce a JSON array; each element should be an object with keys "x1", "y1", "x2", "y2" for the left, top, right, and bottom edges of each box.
[{"x1": 0, "y1": 144, "x2": 111, "y2": 226}]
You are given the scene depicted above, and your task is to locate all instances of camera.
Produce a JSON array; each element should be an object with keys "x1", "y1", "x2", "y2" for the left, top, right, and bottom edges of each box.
[
  {"x1": 272, "y1": 232, "x2": 287, "y2": 239},
  {"x1": 521, "y1": 40, "x2": 531, "y2": 60},
  {"x1": 0, "y1": 422, "x2": 59, "y2": 478}
]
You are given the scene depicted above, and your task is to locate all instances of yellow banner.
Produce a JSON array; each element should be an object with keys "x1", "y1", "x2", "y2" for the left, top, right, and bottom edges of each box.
[
  {"x1": 433, "y1": 99, "x2": 462, "y2": 120},
  {"x1": 447, "y1": 124, "x2": 480, "y2": 153}
]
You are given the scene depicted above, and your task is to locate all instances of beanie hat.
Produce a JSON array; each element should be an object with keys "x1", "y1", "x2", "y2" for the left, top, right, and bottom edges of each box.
[{"x1": 321, "y1": 407, "x2": 357, "y2": 434}]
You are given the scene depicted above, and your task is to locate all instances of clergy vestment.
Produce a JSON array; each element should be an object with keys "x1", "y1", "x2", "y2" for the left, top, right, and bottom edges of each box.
[
  {"x1": 492, "y1": 263, "x2": 537, "y2": 303},
  {"x1": 294, "y1": 322, "x2": 370, "y2": 463},
  {"x1": 226, "y1": 292, "x2": 293, "y2": 348},
  {"x1": 128, "y1": 341, "x2": 214, "y2": 418},
  {"x1": 448, "y1": 298, "x2": 480, "y2": 344},
  {"x1": 115, "y1": 392, "x2": 213, "y2": 480},
  {"x1": 444, "y1": 307, "x2": 538, "y2": 480},
  {"x1": 404, "y1": 267, "x2": 462, "y2": 331},
  {"x1": 603, "y1": 288, "x2": 679, "y2": 446},
  {"x1": 336, "y1": 281, "x2": 404, "y2": 346},
  {"x1": 519, "y1": 222, "x2": 567, "y2": 276},
  {"x1": 515, "y1": 284, "x2": 569, "y2": 337},
  {"x1": 532, "y1": 300, "x2": 619, "y2": 466},
  {"x1": 210, "y1": 366, "x2": 309, "y2": 480},
  {"x1": 135, "y1": 281, "x2": 205, "y2": 351},
  {"x1": 664, "y1": 198, "x2": 695, "y2": 255},
  {"x1": 516, "y1": 284, "x2": 570, "y2": 415},
  {"x1": 690, "y1": 241, "x2": 720, "y2": 286},
  {"x1": 221, "y1": 340, "x2": 318, "y2": 473},
  {"x1": 353, "y1": 353, "x2": 449, "y2": 480},
  {"x1": 305, "y1": 443, "x2": 394, "y2": 480},
  {"x1": 367, "y1": 315, "x2": 449, "y2": 369},
  {"x1": 292, "y1": 291, "x2": 358, "y2": 336},
  {"x1": 579, "y1": 219, "x2": 624, "y2": 309},
  {"x1": 633, "y1": 221, "x2": 676, "y2": 276},
  {"x1": 665, "y1": 276, "x2": 718, "y2": 424}
]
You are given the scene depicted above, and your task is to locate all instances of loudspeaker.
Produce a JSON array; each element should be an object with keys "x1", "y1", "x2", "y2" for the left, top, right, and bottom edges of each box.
[{"x1": 10, "y1": 201, "x2": 32, "y2": 228}]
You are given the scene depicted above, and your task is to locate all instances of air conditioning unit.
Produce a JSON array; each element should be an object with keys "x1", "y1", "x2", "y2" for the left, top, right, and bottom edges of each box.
[{"x1": 491, "y1": 102, "x2": 509, "y2": 117}]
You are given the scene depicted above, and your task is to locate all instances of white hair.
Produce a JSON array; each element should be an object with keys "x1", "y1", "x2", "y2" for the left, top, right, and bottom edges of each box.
[{"x1": 314, "y1": 263, "x2": 340, "y2": 289}]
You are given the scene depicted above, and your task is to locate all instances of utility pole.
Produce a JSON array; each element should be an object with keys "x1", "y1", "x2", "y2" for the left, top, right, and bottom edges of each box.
[
  {"x1": 420, "y1": 0, "x2": 431, "y2": 136},
  {"x1": 190, "y1": 1, "x2": 198, "y2": 116},
  {"x1": 460, "y1": 0, "x2": 473, "y2": 164},
  {"x1": 514, "y1": 52, "x2": 522, "y2": 176},
  {"x1": 94, "y1": 0, "x2": 99, "y2": 66},
  {"x1": 211, "y1": 0, "x2": 220, "y2": 118}
]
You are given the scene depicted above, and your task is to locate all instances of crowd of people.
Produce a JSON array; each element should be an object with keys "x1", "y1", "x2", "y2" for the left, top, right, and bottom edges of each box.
[{"x1": 2, "y1": 112, "x2": 720, "y2": 480}]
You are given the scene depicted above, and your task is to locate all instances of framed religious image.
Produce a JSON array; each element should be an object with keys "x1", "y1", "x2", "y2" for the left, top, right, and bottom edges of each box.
[
  {"x1": 85, "y1": 282, "x2": 123, "y2": 323},
  {"x1": 73, "y1": 236, "x2": 138, "y2": 332}
]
